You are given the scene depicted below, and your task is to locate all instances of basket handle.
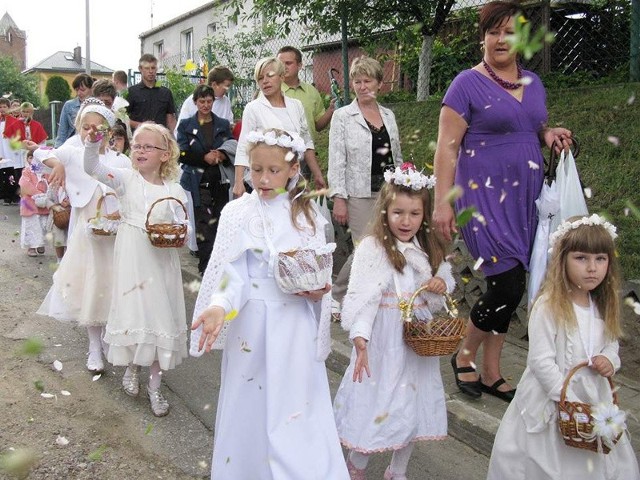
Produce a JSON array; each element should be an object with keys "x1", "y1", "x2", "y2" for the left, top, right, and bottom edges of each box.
[
  {"x1": 400, "y1": 287, "x2": 458, "y2": 323},
  {"x1": 558, "y1": 360, "x2": 617, "y2": 407},
  {"x1": 96, "y1": 192, "x2": 118, "y2": 216},
  {"x1": 145, "y1": 196, "x2": 188, "y2": 230}
]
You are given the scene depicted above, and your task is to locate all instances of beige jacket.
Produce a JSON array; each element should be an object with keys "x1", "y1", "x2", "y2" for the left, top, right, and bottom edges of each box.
[{"x1": 328, "y1": 99, "x2": 402, "y2": 199}]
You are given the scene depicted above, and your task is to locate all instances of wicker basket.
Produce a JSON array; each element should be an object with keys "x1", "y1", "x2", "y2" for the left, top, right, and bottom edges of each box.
[
  {"x1": 557, "y1": 361, "x2": 622, "y2": 454},
  {"x1": 145, "y1": 196, "x2": 188, "y2": 248},
  {"x1": 87, "y1": 192, "x2": 121, "y2": 236},
  {"x1": 51, "y1": 204, "x2": 71, "y2": 230},
  {"x1": 400, "y1": 289, "x2": 466, "y2": 356}
]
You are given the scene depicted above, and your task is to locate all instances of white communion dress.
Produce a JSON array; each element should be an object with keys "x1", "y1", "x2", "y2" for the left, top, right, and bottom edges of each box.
[
  {"x1": 487, "y1": 296, "x2": 640, "y2": 480},
  {"x1": 84, "y1": 141, "x2": 188, "y2": 370},
  {"x1": 36, "y1": 144, "x2": 131, "y2": 327},
  {"x1": 334, "y1": 237, "x2": 455, "y2": 453},
  {"x1": 191, "y1": 191, "x2": 349, "y2": 480}
]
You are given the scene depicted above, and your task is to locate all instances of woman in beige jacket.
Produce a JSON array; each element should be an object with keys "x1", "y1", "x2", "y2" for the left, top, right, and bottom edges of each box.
[{"x1": 327, "y1": 56, "x2": 402, "y2": 315}]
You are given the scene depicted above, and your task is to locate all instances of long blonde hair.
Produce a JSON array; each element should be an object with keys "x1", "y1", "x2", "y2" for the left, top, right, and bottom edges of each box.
[
  {"x1": 370, "y1": 182, "x2": 447, "y2": 274},
  {"x1": 246, "y1": 128, "x2": 316, "y2": 233},
  {"x1": 537, "y1": 217, "x2": 622, "y2": 340},
  {"x1": 132, "y1": 122, "x2": 180, "y2": 180}
]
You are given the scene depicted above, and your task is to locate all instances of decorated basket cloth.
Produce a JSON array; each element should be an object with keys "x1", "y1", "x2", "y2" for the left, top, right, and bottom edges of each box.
[
  {"x1": 87, "y1": 192, "x2": 121, "y2": 236},
  {"x1": 557, "y1": 361, "x2": 624, "y2": 454},
  {"x1": 51, "y1": 204, "x2": 71, "y2": 230},
  {"x1": 400, "y1": 289, "x2": 466, "y2": 357},
  {"x1": 145, "y1": 196, "x2": 188, "y2": 248},
  {"x1": 274, "y1": 243, "x2": 336, "y2": 294}
]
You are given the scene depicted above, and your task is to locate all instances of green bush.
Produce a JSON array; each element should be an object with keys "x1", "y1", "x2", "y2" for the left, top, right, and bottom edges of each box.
[
  {"x1": 45, "y1": 75, "x2": 71, "y2": 103},
  {"x1": 161, "y1": 69, "x2": 198, "y2": 110},
  {"x1": 0, "y1": 56, "x2": 40, "y2": 106}
]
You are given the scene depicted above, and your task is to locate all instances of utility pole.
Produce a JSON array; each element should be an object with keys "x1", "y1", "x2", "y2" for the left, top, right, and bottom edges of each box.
[{"x1": 85, "y1": 0, "x2": 91, "y2": 75}]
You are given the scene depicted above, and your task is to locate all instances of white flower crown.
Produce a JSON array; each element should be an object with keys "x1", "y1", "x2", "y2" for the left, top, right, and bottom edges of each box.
[
  {"x1": 246, "y1": 129, "x2": 306, "y2": 161},
  {"x1": 548, "y1": 213, "x2": 618, "y2": 252},
  {"x1": 383, "y1": 162, "x2": 436, "y2": 191}
]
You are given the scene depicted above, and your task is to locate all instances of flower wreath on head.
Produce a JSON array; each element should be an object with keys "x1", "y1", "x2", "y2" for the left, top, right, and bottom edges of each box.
[
  {"x1": 383, "y1": 162, "x2": 436, "y2": 191},
  {"x1": 548, "y1": 213, "x2": 618, "y2": 253},
  {"x1": 246, "y1": 129, "x2": 307, "y2": 162}
]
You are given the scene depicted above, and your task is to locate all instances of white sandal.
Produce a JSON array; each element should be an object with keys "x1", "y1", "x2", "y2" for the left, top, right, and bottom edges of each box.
[
  {"x1": 147, "y1": 386, "x2": 170, "y2": 417},
  {"x1": 122, "y1": 366, "x2": 140, "y2": 397}
]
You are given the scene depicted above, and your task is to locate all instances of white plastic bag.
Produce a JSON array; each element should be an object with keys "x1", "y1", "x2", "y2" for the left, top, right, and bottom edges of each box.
[
  {"x1": 550, "y1": 150, "x2": 588, "y2": 234},
  {"x1": 315, "y1": 196, "x2": 335, "y2": 243}
]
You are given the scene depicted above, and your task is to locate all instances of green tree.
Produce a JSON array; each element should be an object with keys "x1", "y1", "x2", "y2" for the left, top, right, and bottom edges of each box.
[
  {"x1": 44, "y1": 75, "x2": 71, "y2": 103},
  {"x1": 161, "y1": 68, "x2": 198, "y2": 111},
  {"x1": 0, "y1": 55, "x2": 40, "y2": 106},
  {"x1": 230, "y1": 0, "x2": 456, "y2": 100}
]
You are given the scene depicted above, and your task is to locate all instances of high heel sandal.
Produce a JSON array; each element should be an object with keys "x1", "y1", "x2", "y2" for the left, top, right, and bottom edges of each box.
[{"x1": 450, "y1": 351, "x2": 482, "y2": 398}]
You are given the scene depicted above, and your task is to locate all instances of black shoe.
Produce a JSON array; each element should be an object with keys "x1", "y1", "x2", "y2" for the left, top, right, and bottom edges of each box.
[
  {"x1": 451, "y1": 351, "x2": 482, "y2": 398},
  {"x1": 480, "y1": 378, "x2": 516, "y2": 403}
]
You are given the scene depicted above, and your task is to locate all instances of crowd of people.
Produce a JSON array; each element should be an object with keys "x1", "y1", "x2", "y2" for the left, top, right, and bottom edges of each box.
[{"x1": 1, "y1": 1, "x2": 639, "y2": 478}]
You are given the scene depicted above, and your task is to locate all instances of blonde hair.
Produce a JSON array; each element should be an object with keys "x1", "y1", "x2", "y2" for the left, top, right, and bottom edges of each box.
[
  {"x1": 369, "y1": 182, "x2": 447, "y2": 274},
  {"x1": 253, "y1": 57, "x2": 285, "y2": 82},
  {"x1": 132, "y1": 122, "x2": 180, "y2": 180},
  {"x1": 246, "y1": 128, "x2": 316, "y2": 234},
  {"x1": 537, "y1": 216, "x2": 622, "y2": 340},
  {"x1": 349, "y1": 56, "x2": 384, "y2": 83},
  {"x1": 77, "y1": 108, "x2": 110, "y2": 149}
]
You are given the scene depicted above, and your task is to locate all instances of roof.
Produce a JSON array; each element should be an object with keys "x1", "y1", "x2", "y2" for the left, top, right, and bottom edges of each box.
[
  {"x1": 23, "y1": 51, "x2": 114, "y2": 74},
  {"x1": 0, "y1": 12, "x2": 26, "y2": 39},
  {"x1": 139, "y1": 1, "x2": 218, "y2": 39}
]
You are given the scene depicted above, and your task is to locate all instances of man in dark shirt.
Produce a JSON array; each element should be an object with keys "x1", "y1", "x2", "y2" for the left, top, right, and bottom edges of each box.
[{"x1": 127, "y1": 54, "x2": 176, "y2": 131}]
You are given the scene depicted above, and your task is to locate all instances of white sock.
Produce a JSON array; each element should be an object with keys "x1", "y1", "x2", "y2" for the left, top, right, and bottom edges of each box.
[
  {"x1": 390, "y1": 443, "x2": 414, "y2": 475},
  {"x1": 86, "y1": 326, "x2": 103, "y2": 354},
  {"x1": 148, "y1": 361, "x2": 162, "y2": 391},
  {"x1": 348, "y1": 450, "x2": 369, "y2": 470},
  {"x1": 123, "y1": 363, "x2": 140, "y2": 381}
]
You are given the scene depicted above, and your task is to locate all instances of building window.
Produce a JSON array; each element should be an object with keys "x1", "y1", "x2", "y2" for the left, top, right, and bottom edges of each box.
[
  {"x1": 154, "y1": 41, "x2": 164, "y2": 61},
  {"x1": 227, "y1": 17, "x2": 237, "y2": 29},
  {"x1": 182, "y1": 29, "x2": 194, "y2": 61},
  {"x1": 207, "y1": 23, "x2": 217, "y2": 36}
]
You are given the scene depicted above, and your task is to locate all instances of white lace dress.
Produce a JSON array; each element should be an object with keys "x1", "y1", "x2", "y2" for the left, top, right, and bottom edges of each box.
[
  {"x1": 84, "y1": 142, "x2": 188, "y2": 370},
  {"x1": 37, "y1": 146, "x2": 131, "y2": 326},
  {"x1": 194, "y1": 192, "x2": 348, "y2": 480},
  {"x1": 334, "y1": 239, "x2": 454, "y2": 453}
]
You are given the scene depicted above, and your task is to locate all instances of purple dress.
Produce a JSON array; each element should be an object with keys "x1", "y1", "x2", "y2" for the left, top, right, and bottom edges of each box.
[{"x1": 443, "y1": 69, "x2": 548, "y2": 276}]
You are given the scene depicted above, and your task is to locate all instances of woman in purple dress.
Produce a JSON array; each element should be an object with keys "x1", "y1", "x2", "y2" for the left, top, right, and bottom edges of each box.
[{"x1": 433, "y1": 0, "x2": 572, "y2": 402}]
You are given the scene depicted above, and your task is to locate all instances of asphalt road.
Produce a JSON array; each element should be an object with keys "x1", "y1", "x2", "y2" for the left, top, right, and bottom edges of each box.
[{"x1": 0, "y1": 203, "x2": 489, "y2": 479}]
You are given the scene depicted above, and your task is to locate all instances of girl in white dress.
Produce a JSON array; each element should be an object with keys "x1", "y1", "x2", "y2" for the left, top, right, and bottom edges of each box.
[
  {"x1": 84, "y1": 122, "x2": 189, "y2": 417},
  {"x1": 487, "y1": 215, "x2": 640, "y2": 480},
  {"x1": 334, "y1": 164, "x2": 455, "y2": 480},
  {"x1": 191, "y1": 128, "x2": 349, "y2": 479},
  {"x1": 35, "y1": 101, "x2": 131, "y2": 374}
]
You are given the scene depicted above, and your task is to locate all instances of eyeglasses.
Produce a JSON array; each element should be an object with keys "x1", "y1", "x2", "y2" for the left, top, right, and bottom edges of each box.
[{"x1": 131, "y1": 144, "x2": 166, "y2": 153}]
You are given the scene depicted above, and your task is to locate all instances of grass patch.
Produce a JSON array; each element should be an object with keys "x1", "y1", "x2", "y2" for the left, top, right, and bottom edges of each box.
[{"x1": 313, "y1": 83, "x2": 640, "y2": 278}]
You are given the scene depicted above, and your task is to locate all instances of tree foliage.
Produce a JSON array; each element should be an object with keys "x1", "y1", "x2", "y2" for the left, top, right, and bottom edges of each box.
[
  {"x1": 229, "y1": 0, "x2": 456, "y2": 100},
  {"x1": 161, "y1": 68, "x2": 198, "y2": 111},
  {"x1": 44, "y1": 75, "x2": 71, "y2": 103},
  {"x1": 0, "y1": 56, "x2": 40, "y2": 106}
]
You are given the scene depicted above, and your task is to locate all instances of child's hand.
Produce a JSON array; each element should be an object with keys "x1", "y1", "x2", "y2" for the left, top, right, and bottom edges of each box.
[
  {"x1": 421, "y1": 277, "x2": 447, "y2": 295},
  {"x1": 48, "y1": 163, "x2": 66, "y2": 189},
  {"x1": 191, "y1": 306, "x2": 226, "y2": 353},
  {"x1": 87, "y1": 124, "x2": 101, "y2": 143},
  {"x1": 296, "y1": 283, "x2": 331, "y2": 302},
  {"x1": 352, "y1": 337, "x2": 370, "y2": 383},
  {"x1": 590, "y1": 355, "x2": 614, "y2": 378}
]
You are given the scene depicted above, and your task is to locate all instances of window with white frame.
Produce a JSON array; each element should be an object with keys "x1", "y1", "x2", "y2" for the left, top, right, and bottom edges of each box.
[
  {"x1": 182, "y1": 29, "x2": 194, "y2": 61},
  {"x1": 207, "y1": 22, "x2": 218, "y2": 36}
]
